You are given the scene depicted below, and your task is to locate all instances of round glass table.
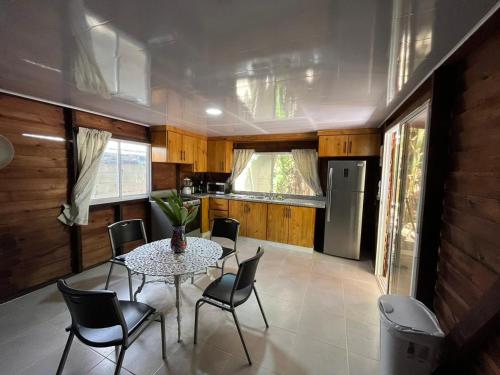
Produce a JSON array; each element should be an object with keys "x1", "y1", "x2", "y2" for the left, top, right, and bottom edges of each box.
[{"x1": 125, "y1": 237, "x2": 222, "y2": 342}]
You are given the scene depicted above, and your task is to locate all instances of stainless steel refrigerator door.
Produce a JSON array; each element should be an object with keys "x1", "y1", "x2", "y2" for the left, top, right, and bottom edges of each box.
[
  {"x1": 328, "y1": 160, "x2": 366, "y2": 193},
  {"x1": 324, "y1": 191, "x2": 365, "y2": 259}
]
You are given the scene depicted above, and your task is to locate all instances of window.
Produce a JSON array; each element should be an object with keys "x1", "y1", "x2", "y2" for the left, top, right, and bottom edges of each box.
[
  {"x1": 233, "y1": 152, "x2": 314, "y2": 196},
  {"x1": 92, "y1": 139, "x2": 150, "y2": 204}
]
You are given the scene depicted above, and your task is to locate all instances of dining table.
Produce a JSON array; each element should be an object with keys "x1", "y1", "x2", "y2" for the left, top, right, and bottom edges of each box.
[{"x1": 125, "y1": 237, "x2": 223, "y2": 342}]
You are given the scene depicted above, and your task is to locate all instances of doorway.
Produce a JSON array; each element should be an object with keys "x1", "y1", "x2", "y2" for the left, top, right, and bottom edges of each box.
[{"x1": 375, "y1": 103, "x2": 429, "y2": 296}]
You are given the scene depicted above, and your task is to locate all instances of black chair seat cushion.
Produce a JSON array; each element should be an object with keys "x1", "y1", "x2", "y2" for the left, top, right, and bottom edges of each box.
[
  {"x1": 219, "y1": 246, "x2": 236, "y2": 260},
  {"x1": 203, "y1": 273, "x2": 252, "y2": 307},
  {"x1": 76, "y1": 301, "x2": 155, "y2": 347}
]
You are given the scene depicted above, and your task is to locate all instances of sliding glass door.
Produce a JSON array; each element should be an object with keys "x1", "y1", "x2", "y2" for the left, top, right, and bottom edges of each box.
[{"x1": 375, "y1": 103, "x2": 429, "y2": 296}]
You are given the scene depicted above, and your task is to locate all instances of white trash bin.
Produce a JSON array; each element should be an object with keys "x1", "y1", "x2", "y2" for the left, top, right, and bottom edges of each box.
[{"x1": 378, "y1": 295, "x2": 445, "y2": 375}]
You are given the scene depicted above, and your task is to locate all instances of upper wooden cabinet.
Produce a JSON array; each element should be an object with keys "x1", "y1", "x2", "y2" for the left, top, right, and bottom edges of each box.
[
  {"x1": 193, "y1": 138, "x2": 207, "y2": 172},
  {"x1": 229, "y1": 200, "x2": 267, "y2": 240},
  {"x1": 318, "y1": 129, "x2": 380, "y2": 157},
  {"x1": 207, "y1": 140, "x2": 233, "y2": 173},
  {"x1": 151, "y1": 126, "x2": 206, "y2": 166}
]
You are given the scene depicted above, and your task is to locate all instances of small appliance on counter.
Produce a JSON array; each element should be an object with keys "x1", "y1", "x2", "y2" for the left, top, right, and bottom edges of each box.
[
  {"x1": 181, "y1": 177, "x2": 194, "y2": 195},
  {"x1": 207, "y1": 181, "x2": 229, "y2": 195}
]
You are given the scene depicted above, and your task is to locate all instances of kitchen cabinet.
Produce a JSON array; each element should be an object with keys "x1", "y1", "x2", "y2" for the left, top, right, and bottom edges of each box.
[
  {"x1": 267, "y1": 204, "x2": 316, "y2": 247},
  {"x1": 151, "y1": 127, "x2": 198, "y2": 164},
  {"x1": 209, "y1": 198, "x2": 229, "y2": 228},
  {"x1": 229, "y1": 200, "x2": 267, "y2": 240},
  {"x1": 200, "y1": 197, "x2": 210, "y2": 233},
  {"x1": 193, "y1": 138, "x2": 207, "y2": 172},
  {"x1": 318, "y1": 130, "x2": 380, "y2": 157},
  {"x1": 207, "y1": 140, "x2": 233, "y2": 173},
  {"x1": 266, "y1": 204, "x2": 290, "y2": 244},
  {"x1": 288, "y1": 206, "x2": 316, "y2": 247}
]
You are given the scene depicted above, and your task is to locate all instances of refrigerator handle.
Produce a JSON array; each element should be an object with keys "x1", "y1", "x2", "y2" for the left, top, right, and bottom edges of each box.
[{"x1": 326, "y1": 168, "x2": 333, "y2": 222}]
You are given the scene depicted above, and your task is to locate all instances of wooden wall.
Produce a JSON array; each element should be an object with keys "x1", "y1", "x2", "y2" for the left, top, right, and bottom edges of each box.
[
  {"x1": 0, "y1": 94, "x2": 71, "y2": 300},
  {"x1": 433, "y1": 26, "x2": 500, "y2": 374}
]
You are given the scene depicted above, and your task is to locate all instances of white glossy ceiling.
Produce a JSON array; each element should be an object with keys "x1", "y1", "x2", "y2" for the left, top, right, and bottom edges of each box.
[{"x1": 0, "y1": 0, "x2": 497, "y2": 135}]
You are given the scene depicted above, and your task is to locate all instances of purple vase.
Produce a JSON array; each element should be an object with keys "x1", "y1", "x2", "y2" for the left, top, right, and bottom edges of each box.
[{"x1": 171, "y1": 225, "x2": 187, "y2": 254}]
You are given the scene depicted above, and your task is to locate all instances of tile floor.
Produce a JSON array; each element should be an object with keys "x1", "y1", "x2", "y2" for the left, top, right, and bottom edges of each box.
[{"x1": 0, "y1": 237, "x2": 381, "y2": 375}]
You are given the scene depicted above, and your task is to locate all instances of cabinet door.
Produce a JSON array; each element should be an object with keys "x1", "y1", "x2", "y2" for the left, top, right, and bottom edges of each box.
[
  {"x1": 318, "y1": 135, "x2": 349, "y2": 157},
  {"x1": 228, "y1": 200, "x2": 247, "y2": 236},
  {"x1": 347, "y1": 134, "x2": 380, "y2": 156},
  {"x1": 200, "y1": 197, "x2": 210, "y2": 233},
  {"x1": 194, "y1": 139, "x2": 207, "y2": 172},
  {"x1": 210, "y1": 198, "x2": 229, "y2": 211},
  {"x1": 223, "y1": 141, "x2": 233, "y2": 173},
  {"x1": 207, "y1": 140, "x2": 219, "y2": 172},
  {"x1": 288, "y1": 206, "x2": 316, "y2": 247},
  {"x1": 266, "y1": 204, "x2": 289, "y2": 243},
  {"x1": 246, "y1": 202, "x2": 267, "y2": 240},
  {"x1": 151, "y1": 128, "x2": 167, "y2": 162},
  {"x1": 167, "y1": 131, "x2": 182, "y2": 163},
  {"x1": 209, "y1": 209, "x2": 228, "y2": 228},
  {"x1": 182, "y1": 135, "x2": 195, "y2": 164}
]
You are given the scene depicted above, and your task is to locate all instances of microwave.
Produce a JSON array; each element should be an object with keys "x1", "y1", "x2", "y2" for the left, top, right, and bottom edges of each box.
[{"x1": 207, "y1": 182, "x2": 229, "y2": 195}]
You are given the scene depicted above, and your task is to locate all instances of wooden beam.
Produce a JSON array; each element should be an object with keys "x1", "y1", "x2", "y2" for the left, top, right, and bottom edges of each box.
[
  {"x1": 317, "y1": 128, "x2": 379, "y2": 136},
  {"x1": 209, "y1": 132, "x2": 318, "y2": 143},
  {"x1": 64, "y1": 107, "x2": 83, "y2": 273}
]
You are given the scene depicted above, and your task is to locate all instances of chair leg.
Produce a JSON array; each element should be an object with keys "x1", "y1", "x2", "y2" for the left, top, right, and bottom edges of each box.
[
  {"x1": 133, "y1": 274, "x2": 146, "y2": 301},
  {"x1": 253, "y1": 286, "x2": 269, "y2": 328},
  {"x1": 235, "y1": 253, "x2": 240, "y2": 265},
  {"x1": 127, "y1": 268, "x2": 133, "y2": 301},
  {"x1": 105, "y1": 262, "x2": 115, "y2": 290},
  {"x1": 56, "y1": 332, "x2": 74, "y2": 375},
  {"x1": 194, "y1": 299, "x2": 204, "y2": 345},
  {"x1": 160, "y1": 314, "x2": 167, "y2": 359},
  {"x1": 114, "y1": 346, "x2": 127, "y2": 375},
  {"x1": 231, "y1": 309, "x2": 252, "y2": 365}
]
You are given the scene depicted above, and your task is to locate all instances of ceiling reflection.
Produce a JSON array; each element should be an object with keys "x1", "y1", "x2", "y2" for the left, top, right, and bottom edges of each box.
[{"x1": 0, "y1": 0, "x2": 497, "y2": 135}]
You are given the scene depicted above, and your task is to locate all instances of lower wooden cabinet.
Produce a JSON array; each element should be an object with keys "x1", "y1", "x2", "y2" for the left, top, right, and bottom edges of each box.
[
  {"x1": 266, "y1": 204, "x2": 289, "y2": 244},
  {"x1": 267, "y1": 204, "x2": 316, "y2": 247},
  {"x1": 200, "y1": 197, "x2": 210, "y2": 233},
  {"x1": 229, "y1": 200, "x2": 267, "y2": 240}
]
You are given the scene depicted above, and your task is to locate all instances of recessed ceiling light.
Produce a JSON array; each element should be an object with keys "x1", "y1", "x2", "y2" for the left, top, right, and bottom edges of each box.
[{"x1": 206, "y1": 107, "x2": 222, "y2": 116}]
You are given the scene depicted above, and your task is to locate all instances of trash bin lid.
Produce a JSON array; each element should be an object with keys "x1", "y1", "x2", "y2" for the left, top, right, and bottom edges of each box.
[{"x1": 378, "y1": 295, "x2": 444, "y2": 336}]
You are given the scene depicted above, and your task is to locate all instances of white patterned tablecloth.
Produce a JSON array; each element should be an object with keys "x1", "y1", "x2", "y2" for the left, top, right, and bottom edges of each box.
[{"x1": 125, "y1": 237, "x2": 222, "y2": 277}]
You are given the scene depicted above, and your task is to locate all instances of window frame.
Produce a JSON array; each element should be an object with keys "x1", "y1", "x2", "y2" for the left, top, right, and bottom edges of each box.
[
  {"x1": 90, "y1": 138, "x2": 151, "y2": 205},
  {"x1": 232, "y1": 151, "x2": 315, "y2": 197}
]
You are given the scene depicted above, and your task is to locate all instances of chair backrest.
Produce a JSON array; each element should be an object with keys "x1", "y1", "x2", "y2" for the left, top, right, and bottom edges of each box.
[
  {"x1": 108, "y1": 219, "x2": 147, "y2": 257},
  {"x1": 211, "y1": 218, "x2": 240, "y2": 244},
  {"x1": 231, "y1": 247, "x2": 264, "y2": 303},
  {"x1": 57, "y1": 280, "x2": 127, "y2": 343}
]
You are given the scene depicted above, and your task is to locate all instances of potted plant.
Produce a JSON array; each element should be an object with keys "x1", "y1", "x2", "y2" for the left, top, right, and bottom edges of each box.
[{"x1": 151, "y1": 192, "x2": 199, "y2": 253}]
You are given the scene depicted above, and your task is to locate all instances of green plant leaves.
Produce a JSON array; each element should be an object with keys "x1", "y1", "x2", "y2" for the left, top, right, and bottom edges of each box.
[{"x1": 151, "y1": 191, "x2": 198, "y2": 226}]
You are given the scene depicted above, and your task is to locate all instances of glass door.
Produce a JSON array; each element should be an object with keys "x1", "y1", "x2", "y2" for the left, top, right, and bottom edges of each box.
[{"x1": 375, "y1": 103, "x2": 429, "y2": 296}]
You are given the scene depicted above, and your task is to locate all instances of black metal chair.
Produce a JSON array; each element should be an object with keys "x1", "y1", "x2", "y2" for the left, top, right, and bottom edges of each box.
[
  {"x1": 194, "y1": 247, "x2": 268, "y2": 365},
  {"x1": 106, "y1": 219, "x2": 147, "y2": 301},
  {"x1": 56, "y1": 279, "x2": 166, "y2": 375},
  {"x1": 211, "y1": 217, "x2": 241, "y2": 275}
]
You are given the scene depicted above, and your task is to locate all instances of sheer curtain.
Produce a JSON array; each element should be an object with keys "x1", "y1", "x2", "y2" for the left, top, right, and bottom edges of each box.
[
  {"x1": 227, "y1": 149, "x2": 254, "y2": 185},
  {"x1": 58, "y1": 127, "x2": 111, "y2": 226},
  {"x1": 291, "y1": 149, "x2": 323, "y2": 196}
]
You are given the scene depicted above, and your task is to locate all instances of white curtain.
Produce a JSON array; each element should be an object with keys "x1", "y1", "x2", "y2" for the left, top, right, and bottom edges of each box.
[
  {"x1": 228, "y1": 149, "x2": 254, "y2": 185},
  {"x1": 58, "y1": 127, "x2": 111, "y2": 226},
  {"x1": 291, "y1": 149, "x2": 323, "y2": 196}
]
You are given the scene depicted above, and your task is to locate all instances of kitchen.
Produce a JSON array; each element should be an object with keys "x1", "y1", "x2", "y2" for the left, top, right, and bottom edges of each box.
[
  {"x1": 0, "y1": 1, "x2": 498, "y2": 374},
  {"x1": 148, "y1": 125, "x2": 380, "y2": 260}
]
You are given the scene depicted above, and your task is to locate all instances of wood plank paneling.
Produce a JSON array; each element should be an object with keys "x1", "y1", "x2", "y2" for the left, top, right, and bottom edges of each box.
[
  {"x1": 121, "y1": 201, "x2": 148, "y2": 253},
  {"x1": 81, "y1": 207, "x2": 114, "y2": 269},
  {"x1": 0, "y1": 93, "x2": 71, "y2": 301},
  {"x1": 434, "y1": 26, "x2": 500, "y2": 374},
  {"x1": 74, "y1": 111, "x2": 148, "y2": 142}
]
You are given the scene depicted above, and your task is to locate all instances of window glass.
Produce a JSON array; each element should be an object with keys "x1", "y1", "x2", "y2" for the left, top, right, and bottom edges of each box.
[
  {"x1": 92, "y1": 139, "x2": 150, "y2": 203},
  {"x1": 93, "y1": 140, "x2": 119, "y2": 200},
  {"x1": 234, "y1": 152, "x2": 314, "y2": 196},
  {"x1": 121, "y1": 142, "x2": 148, "y2": 196}
]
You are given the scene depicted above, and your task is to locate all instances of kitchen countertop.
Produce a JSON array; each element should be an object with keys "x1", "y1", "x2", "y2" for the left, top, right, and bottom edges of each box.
[{"x1": 188, "y1": 193, "x2": 326, "y2": 209}]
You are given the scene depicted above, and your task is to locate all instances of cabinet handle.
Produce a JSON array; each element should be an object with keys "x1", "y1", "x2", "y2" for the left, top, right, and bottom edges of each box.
[
  {"x1": 348, "y1": 141, "x2": 352, "y2": 154},
  {"x1": 343, "y1": 141, "x2": 346, "y2": 154}
]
